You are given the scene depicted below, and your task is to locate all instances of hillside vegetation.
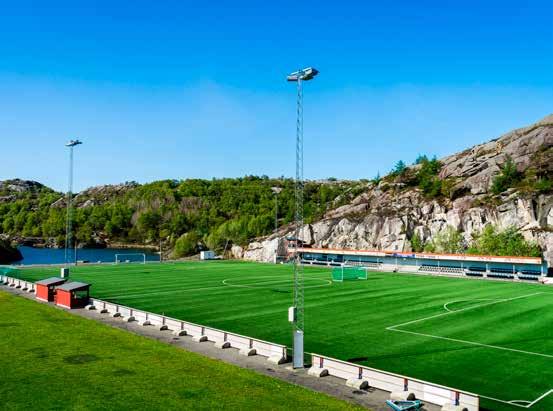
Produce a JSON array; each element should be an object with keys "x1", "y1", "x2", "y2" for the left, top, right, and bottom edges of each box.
[{"x1": 0, "y1": 177, "x2": 364, "y2": 257}]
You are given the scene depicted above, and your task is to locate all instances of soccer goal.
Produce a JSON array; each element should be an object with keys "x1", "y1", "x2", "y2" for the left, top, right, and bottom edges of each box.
[
  {"x1": 115, "y1": 253, "x2": 146, "y2": 264},
  {"x1": 331, "y1": 266, "x2": 368, "y2": 282}
]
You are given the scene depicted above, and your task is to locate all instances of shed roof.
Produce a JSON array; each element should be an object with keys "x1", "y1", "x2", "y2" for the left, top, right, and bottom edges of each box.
[
  {"x1": 35, "y1": 277, "x2": 66, "y2": 286},
  {"x1": 56, "y1": 281, "x2": 90, "y2": 292}
]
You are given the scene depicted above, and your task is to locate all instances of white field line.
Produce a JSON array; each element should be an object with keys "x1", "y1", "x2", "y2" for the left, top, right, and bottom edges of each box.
[
  {"x1": 388, "y1": 292, "x2": 543, "y2": 330},
  {"x1": 442, "y1": 298, "x2": 500, "y2": 312},
  {"x1": 222, "y1": 277, "x2": 332, "y2": 289},
  {"x1": 387, "y1": 292, "x2": 553, "y2": 407},
  {"x1": 389, "y1": 327, "x2": 553, "y2": 359},
  {"x1": 106, "y1": 276, "x2": 331, "y2": 299},
  {"x1": 480, "y1": 389, "x2": 553, "y2": 408}
]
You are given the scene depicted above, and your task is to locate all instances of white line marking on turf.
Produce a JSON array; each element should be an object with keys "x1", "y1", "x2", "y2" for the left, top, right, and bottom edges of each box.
[
  {"x1": 387, "y1": 292, "x2": 552, "y2": 407},
  {"x1": 388, "y1": 292, "x2": 543, "y2": 330},
  {"x1": 442, "y1": 298, "x2": 500, "y2": 312},
  {"x1": 222, "y1": 277, "x2": 332, "y2": 289},
  {"x1": 480, "y1": 389, "x2": 553, "y2": 408},
  {"x1": 389, "y1": 327, "x2": 553, "y2": 359}
]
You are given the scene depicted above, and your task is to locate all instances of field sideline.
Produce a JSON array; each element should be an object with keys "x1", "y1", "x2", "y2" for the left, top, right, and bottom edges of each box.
[{"x1": 9, "y1": 260, "x2": 553, "y2": 410}]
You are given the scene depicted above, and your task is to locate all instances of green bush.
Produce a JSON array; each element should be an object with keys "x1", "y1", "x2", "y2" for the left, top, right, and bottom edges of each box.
[
  {"x1": 410, "y1": 232, "x2": 424, "y2": 252},
  {"x1": 467, "y1": 225, "x2": 541, "y2": 257},
  {"x1": 415, "y1": 156, "x2": 443, "y2": 198},
  {"x1": 424, "y1": 225, "x2": 463, "y2": 253},
  {"x1": 173, "y1": 232, "x2": 201, "y2": 257},
  {"x1": 534, "y1": 178, "x2": 553, "y2": 193},
  {"x1": 491, "y1": 156, "x2": 521, "y2": 195}
]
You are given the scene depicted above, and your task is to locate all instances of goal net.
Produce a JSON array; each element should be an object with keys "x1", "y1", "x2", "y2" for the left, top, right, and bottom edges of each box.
[
  {"x1": 331, "y1": 266, "x2": 368, "y2": 282},
  {"x1": 115, "y1": 253, "x2": 146, "y2": 264}
]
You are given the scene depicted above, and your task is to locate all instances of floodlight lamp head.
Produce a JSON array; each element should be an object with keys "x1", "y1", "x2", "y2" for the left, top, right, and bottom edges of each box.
[
  {"x1": 287, "y1": 67, "x2": 319, "y2": 82},
  {"x1": 66, "y1": 139, "x2": 83, "y2": 147}
]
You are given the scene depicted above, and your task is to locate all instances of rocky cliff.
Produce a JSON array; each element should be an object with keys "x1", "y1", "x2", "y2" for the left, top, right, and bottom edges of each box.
[{"x1": 240, "y1": 114, "x2": 553, "y2": 265}]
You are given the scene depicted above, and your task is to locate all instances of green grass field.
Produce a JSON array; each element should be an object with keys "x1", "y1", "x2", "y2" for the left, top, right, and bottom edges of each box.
[
  {"x1": 8, "y1": 260, "x2": 553, "y2": 410},
  {"x1": 0, "y1": 289, "x2": 361, "y2": 411}
]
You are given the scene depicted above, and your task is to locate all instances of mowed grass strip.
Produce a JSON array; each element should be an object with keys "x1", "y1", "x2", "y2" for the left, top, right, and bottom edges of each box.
[
  {"x1": 12, "y1": 261, "x2": 553, "y2": 410},
  {"x1": 0, "y1": 290, "x2": 363, "y2": 411}
]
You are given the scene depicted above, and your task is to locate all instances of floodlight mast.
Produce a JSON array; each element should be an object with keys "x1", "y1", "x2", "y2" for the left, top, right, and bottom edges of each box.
[
  {"x1": 271, "y1": 187, "x2": 282, "y2": 233},
  {"x1": 287, "y1": 67, "x2": 318, "y2": 369},
  {"x1": 64, "y1": 139, "x2": 82, "y2": 267}
]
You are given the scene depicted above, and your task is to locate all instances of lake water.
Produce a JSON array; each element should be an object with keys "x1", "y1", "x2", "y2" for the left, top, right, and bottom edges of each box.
[{"x1": 13, "y1": 246, "x2": 160, "y2": 266}]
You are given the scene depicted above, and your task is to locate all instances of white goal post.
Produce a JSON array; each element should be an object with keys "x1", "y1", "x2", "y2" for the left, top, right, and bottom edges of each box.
[
  {"x1": 115, "y1": 253, "x2": 146, "y2": 264},
  {"x1": 331, "y1": 265, "x2": 368, "y2": 282}
]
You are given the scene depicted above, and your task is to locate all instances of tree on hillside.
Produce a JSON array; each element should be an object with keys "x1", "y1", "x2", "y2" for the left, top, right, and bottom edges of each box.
[
  {"x1": 491, "y1": 156, "x2": 521, "y2": 194},
  {"x1": 467, "y1": 225, "x2": 541, "y2": 257},
  {"x1": 424, "y1": 226, "x2": 464, "y2": 254}
]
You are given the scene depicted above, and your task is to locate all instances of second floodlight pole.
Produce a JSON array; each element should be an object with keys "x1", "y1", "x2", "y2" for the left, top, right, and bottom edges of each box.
[
  {"x1": 64, "y1": 139, "x2": 82, "y2": 267},
  {"x1": 287, "y1": 67, "x2": 318, "y2": 369}
]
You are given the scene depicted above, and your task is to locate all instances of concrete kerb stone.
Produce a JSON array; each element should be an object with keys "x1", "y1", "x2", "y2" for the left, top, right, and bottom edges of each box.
[
  {"x1": 441, "y1": 405, "x2": 468, "y2": 411},
  {"x1": 192, "y1": 335, "x2": 208, "y2": 343},
  {"x1": 85, "y1": 304, "x2": 96, "y2": 310},
  {"x1": 268, "y1": 355, "x2": 287, "y2": 365},
  {"x1": 140, "y1": 320, "x2": 152, "y2": 326},
  {"x1": 112, "y1": 312, "x2": 121, "y2": 318},
  {"x1": 214, "y1": 340, "x2": 231, "y2": 349},
  {"x1": 345, "y1": 378, "x2": 369, "y2": 390},
  {"x1": 172, "y1": 330, "x2": 187, "y2": 336},
  {"x1": 239, "y1": 347, "x2": 256, "y2": 356},
  {"x1": 307, "y1": 367, "x2": 329, "y2": 378},
  {"x1": 159, "y1": 325, "x2": 169, "y2": 331},
  {"x1": 390, "y1": 391, "x2": 417, "y2": 401}
]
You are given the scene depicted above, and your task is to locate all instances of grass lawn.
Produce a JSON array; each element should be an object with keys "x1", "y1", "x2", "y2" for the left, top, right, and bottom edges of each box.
[
  {"x1": 8, "y1": 260, "x2": 553, "y2": 410},
  {"x1": 0, "y1": 289, "x2": 362, "y2": 411}
]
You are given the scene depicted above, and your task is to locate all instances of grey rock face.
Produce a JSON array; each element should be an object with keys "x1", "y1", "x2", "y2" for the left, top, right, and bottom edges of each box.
[{"x1": 243, "y1": 115, "x2": 553, "y2": 265}]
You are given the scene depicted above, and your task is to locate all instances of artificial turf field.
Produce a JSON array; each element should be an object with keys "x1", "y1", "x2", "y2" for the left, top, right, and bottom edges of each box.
[{"x1": 8, "y1": 260, "x2": 553, "y2": 411}]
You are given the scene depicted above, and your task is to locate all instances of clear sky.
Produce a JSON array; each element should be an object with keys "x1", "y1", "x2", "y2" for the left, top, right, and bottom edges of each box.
[{"x1": 1, "y1": 0, "x2": 552, "y2": 192}]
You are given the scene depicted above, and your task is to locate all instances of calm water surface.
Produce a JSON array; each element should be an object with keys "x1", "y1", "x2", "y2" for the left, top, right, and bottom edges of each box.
[{"x1": 13, "y1": 246, "x2": 159, "y2": 265}]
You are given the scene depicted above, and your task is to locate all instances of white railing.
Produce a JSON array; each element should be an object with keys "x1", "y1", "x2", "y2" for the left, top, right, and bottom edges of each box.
[
  {"x1": 310, "y1": 354, "x2": 479, "y2": 411},
  {"x1": 0, "y1": 275, "x2": 35, "y2": 292},
  {"x1": 1, "y1": 275, "x2": 480, "y2": 409},
  {"x1": 88, "y1": 297, "x2": 287, "y2": 360}
]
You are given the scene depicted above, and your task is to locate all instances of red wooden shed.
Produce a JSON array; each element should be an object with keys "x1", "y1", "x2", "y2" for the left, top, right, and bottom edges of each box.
[
  {"x1": 35, "y1": 277, "x2": 67, "y2": 302},
  {"x1": 54, "y1": 282, "x2": 91, "y2": 309}
]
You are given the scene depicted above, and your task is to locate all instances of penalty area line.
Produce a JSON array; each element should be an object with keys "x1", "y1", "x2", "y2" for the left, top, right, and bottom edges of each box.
[
  {"x1": 388, "y1": 292, "x2": 543, "y2": 330},
  {"x1": 387, "y1": 292, "x2": 551, "y2": 407},
  {"x1": 480, "y1": 389, "x2": 553, "y2": 409}
]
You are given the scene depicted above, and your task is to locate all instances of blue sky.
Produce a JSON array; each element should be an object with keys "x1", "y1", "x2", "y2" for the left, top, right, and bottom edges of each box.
[{"x1": 0, "y1": 0, "x2": 552, "y2": 192}]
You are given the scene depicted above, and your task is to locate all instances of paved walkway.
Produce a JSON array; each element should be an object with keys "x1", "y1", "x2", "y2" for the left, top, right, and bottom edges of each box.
[{"x1": 2, "y1": 284, "x2": 439, "y2": 411}]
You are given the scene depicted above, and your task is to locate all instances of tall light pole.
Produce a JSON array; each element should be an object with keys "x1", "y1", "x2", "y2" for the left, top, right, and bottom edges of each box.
[
  {"x1": 287, "y1": 67, "x2": 319, "y2": 368},
  {"x1": 271, "y1": 186, "x2": 282, "y2": 233},
  {"x1": 65, "y1": 139, "x2": 82, "y2": 267}
]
